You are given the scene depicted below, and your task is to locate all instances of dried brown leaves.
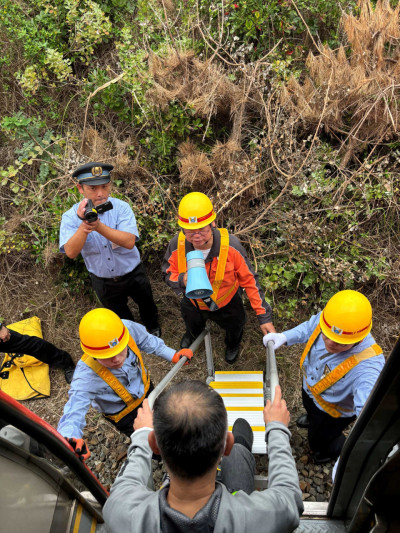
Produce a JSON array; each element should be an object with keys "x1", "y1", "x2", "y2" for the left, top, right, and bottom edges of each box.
[
  {"x1": 147, "y1": 49, "x2": 265, "y2": 206},
  {"x1": 178, "y1": 141, "x2": 214, "y2": 187},
  {"x1": 176, "y1": 137, "x2": 264, "y2": 207},
  {"x1": 281, "y1": 0, "x2": 400, "y2": 165},
  {"x1": 147, "y1": 49, "x2": 242, "y2": 119},
  {"x1": 81, "y1": 128, "x2": 112, "y2": 160}
]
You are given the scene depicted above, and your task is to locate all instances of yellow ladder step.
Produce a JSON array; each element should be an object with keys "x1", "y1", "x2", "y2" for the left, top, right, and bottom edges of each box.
[
  {"x1": 211, "y1": 371, "x2": 267, "y2": 454},
  {"x1": 216, "y1": 371, "x2": 263, "y2": 375},
  {"x1": 228, "y1": 426, "x2": 265, "y2": 432},
  {"x1": 209, "y1": 381, "x2": 263, "y2": 389}
]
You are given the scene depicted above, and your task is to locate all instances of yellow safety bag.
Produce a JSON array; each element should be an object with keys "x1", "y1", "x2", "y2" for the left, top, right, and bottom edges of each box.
[{"x1": 0, "y1": 316, "x2": 50, "y2": 400}]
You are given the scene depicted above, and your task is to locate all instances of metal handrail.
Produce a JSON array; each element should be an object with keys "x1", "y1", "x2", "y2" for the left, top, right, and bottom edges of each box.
[
  {"x1": 264, "y1": 340, "x2": 279, "y2": 404},
  {"x1": 148, "y1": 328, "x2": 210, "y2": 409}
]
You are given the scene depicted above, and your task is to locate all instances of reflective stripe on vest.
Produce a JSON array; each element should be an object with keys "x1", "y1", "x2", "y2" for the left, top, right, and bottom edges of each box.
[
  {"x1": 82, "y1": 336, "x2": 150, "y2": 423},
  {"x1": 177, "y1": 231, "x2": 187, "y2": 274},
  {"x1": 177, "y1": 228, "x2": 236, "y2": 308},
  {"x1": 299, "y1": 324, "x2": 382, "y2": 418}
]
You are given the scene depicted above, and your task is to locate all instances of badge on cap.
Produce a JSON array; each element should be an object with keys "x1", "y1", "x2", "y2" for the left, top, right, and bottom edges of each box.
[
  {"x1": 189, "y1": 216, "x2": 198, "y2": 224},
  {"x1": 91, "y1": 166, "x2": 103, "y2": 176},
  {"x1": 108, "y1": 338, "x2": 120, "y2": 348},
  {"x1": 331, "y1": 325, "x2": 343, "y2": 335}
]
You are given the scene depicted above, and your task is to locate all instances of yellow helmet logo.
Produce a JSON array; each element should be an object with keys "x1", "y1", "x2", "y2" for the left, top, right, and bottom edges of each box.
[{"x1": 108, "y1": 338, "x2": 119, "y2": 348}]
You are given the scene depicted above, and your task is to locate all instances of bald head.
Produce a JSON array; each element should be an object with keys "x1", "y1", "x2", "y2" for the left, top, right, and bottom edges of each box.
[{"x1": 153, "y1": 380, "x2": 227, "y2": 479}]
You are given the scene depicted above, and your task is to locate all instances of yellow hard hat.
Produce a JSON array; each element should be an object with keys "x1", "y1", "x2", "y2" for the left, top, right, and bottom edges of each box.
[
  {"x1": 178, "y1": 192, "x2": 216, "y2": 230},
  {"x1": 79, "y1": 308, "x2": 129, "y2": 359},
  {"x1": 320, "y1": 290, "x2": 372, "y2": 344}
]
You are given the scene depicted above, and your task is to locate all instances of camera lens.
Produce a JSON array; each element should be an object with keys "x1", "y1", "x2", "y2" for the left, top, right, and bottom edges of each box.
[{"x1": 84, "y1": 210, "x2": 98, "y2": 222}]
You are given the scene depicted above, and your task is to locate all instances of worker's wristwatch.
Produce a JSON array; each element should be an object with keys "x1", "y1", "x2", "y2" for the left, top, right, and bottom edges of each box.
[{"x1": 0, "y1": 321, "x2": 4, "y2": 330}]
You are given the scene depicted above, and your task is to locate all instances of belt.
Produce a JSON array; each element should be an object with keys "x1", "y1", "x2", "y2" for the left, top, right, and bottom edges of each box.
[{"x1": 90, "y1": 269, "x2": 134, "y2": 283}]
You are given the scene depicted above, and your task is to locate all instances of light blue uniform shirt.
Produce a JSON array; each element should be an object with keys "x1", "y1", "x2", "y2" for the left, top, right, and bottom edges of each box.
[
  {"x1": 284, "y1": 312, "x2": 385, "y2": 417},
  {"x1": 59, "y1": 197, "x2": 141, "y2": 277},
  {"x1": 57, "y1": 320, "x2": 175, "y2": 439}
]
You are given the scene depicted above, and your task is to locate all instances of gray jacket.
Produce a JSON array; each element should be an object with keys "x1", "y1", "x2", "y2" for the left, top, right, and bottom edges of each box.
[{"x1": 103, "y1": 422, "x2": 303, "y2": 532}]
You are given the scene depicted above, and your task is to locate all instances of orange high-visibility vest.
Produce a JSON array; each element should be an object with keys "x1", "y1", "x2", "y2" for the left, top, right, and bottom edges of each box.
[
  {"x1": 177, "y1": 228, "x2": 237, "y2": 308},
  {"x1": 299, "y1": 324, "x2": 382, "y2": 418},
  {"x1": 82, "y1": 336, "x2": 150, "y2": 423}
]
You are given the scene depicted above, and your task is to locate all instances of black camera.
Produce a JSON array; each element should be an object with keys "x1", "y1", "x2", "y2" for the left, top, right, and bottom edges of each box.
[{"x1": 84, "y1": 200, "x2": 113, "y2": 222}]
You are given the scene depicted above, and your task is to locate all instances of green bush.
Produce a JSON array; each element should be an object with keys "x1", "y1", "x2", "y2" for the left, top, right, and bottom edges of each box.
[
  {"x1": 1, "y1": 0, "x2": 398, "y2": 316},
  {"x1": 187, "y1": 0, "x2": 356, "y2": 61}
]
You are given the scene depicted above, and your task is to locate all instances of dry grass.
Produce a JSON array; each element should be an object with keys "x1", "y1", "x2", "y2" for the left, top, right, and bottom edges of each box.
[
  {"x1": 81, "y1": 128, "x2": 112, "y2": 161},
  {"x1": 79, "y1": 128, "x2": 135, "y2": 183},
  {"x1": 147, "y1": 48, "x2": 267, "y2": 201},
  {"x1": 281, "y1": 0, "x2": 400, "y2": 165},
  {"x1": 147, "y1": 48, "x2": 242, "y2": 119},
  {"x1": 177, "y1": 141, "x2": 214, "y2": 187},
  {"x1": 157, "y1": 0, "x2": 175, "y2": 14}
]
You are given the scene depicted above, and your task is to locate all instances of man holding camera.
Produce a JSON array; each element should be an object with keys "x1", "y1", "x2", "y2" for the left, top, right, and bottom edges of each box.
[{"x1": 59, "y1": 162, "x2": 161, "y2": 336}]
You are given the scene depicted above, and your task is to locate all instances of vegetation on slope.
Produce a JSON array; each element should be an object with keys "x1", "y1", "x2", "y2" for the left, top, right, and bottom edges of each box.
[{"x1": 1, "y1": 0, "x2": 399, "y2": 320}]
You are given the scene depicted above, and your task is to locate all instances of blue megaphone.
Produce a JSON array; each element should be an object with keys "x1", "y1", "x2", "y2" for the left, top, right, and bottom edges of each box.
[{"x1": 185, "y1": 250, "x2": 213, "y2": 299}]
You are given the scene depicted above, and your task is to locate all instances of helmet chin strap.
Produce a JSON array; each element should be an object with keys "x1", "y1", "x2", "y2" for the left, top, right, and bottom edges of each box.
[{"x1": 204, "y1": 234, "x2": 213, "y2": 247}]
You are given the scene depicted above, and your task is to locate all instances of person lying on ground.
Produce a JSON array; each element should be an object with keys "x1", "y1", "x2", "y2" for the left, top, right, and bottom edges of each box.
[{"x1": 0, "y1": 320, "x2": 75, "y2": 384}]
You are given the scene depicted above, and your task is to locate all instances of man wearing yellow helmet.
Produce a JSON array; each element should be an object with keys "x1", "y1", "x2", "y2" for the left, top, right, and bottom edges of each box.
[
  {"x1": 57, "y1": 308, "x2": 192, "y2": 458},
  {"x1": 162, "y1": 192, "x2": 275, "y2": 364},
  {"x1": 263, "y1": 290, "x2": 385, "y2": 464}
]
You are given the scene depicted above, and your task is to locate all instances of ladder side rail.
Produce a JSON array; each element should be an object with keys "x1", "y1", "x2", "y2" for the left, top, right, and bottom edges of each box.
[
  {"x1": 204, "y1": 330, "x2": 215, "y2": 384},
  {"x1": 148, "y1": 328, "x2": 209, "y2": 409},
  {"x1": 265, "y1": 340, "x2": 279, "y2": 404}
]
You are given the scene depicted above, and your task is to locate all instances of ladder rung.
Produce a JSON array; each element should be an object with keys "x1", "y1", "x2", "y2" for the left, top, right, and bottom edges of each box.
[
  {"x1": 226, "y1": 406, "x2": 263, "y2": 411},
  {"x1": 219, "y1": 393, "x2": 264, "y2": 397},
  {"x1": 228, "y1": 426, "x2": 265, "y2": 432},
  {"x1": 210, "y1": 381, "x2": 263, "y2": 389},
  {"x1": 223, "y1": 397, "x2": 264, "y2": 408},
  {"x1": 214, "y1": 372, "x2": 263, "y2": 383},
  {"x1": 216, "y1": 371, "x2": 263, "y2": 375}
]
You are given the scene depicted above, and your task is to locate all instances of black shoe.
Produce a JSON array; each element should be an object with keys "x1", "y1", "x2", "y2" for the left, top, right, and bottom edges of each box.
[
  {"x1": 312, "y1": 451, "x2": 334, "y2": 464},
  {"x1": 149, "y1": 327, "x2": 162, "y2": 338},
  {"x1": 64, "y1": 366, "x2": 75, "y2": 385},
  {"x1": 296, "y1": 414, "x2": 309, "y2": 428},
  {"x1": 225, "y1": 344, "x2": 240, "y2": 364},
  {"x1": 232, "y1": 418, "x2": 254, "y2": 452},
  {"x1": 180, "y1": 331, "x2": 196, "y2": 349}
]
